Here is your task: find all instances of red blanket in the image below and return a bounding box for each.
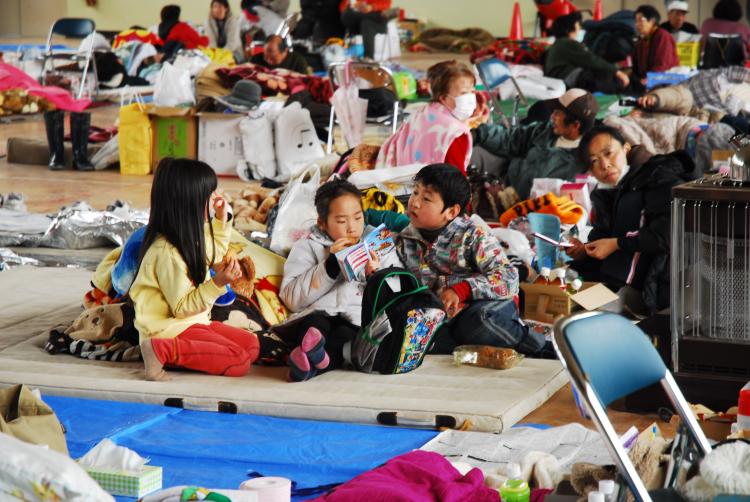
[217,63,333,104]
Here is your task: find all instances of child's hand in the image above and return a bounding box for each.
[330,237,358,254]
[213,256,241,287]
[213,194,228,222]
[441,288,462,318]
[365,250,380,277]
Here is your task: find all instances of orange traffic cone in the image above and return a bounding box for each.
[509,2,524,40]
[593,0,603,20]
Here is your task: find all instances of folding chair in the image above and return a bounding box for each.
[474,56,529,128]
[701,33,746,69]
[553,312,712,502]
[326,60,400,153]
[40,18,98,100]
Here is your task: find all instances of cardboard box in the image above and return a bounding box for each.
[198,112,245,177]
[712,149,733,172]
[397,19,423,44]
[85,465,162,498]
[521,282,618,323]
[149,107,197,167]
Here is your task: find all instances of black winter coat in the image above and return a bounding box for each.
[587,147,696,313]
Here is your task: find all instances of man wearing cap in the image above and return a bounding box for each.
[471,89,599,200]
[660,1,699,36]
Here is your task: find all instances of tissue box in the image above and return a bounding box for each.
[85,465,162,497]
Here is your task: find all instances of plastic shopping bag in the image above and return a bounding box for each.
[153,62,194,107]
[270,165,321,256]
[118,99,152,175]
[274,102,325,182]
[239,111,277,181]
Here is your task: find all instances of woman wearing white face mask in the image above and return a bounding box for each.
[565,125,696,316]
[376,60,483,175]
[544,12,629,94]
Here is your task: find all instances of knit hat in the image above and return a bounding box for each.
[215,80,262,111]
[549,89,599,133]
[500,192,585,227]
[666,1,689,12]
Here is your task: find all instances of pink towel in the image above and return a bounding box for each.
[311,450,500,502]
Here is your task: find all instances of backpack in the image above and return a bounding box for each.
[352,268,446,374]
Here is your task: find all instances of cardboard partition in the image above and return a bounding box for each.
[711,150,733,171]
[149,107,197,168]
[520,282,618,323]
[197,112,245,177]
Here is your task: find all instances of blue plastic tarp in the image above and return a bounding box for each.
[46,395,438,501]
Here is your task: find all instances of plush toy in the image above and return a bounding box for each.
[230,256,256,300]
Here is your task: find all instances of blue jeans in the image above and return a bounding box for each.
[431,300,548,356]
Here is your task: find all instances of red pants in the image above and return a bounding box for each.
[151,322,259,377]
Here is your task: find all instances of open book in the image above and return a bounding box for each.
[334,224,396,282]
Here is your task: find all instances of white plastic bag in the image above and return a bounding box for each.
[239,112,277,180]
[374,20,401,62]
[274,102,325,181]
[529,178,565,200]
[492,227,534,265]
[153,62,195,107]
[347,163,424,196]
[270,165,321,256]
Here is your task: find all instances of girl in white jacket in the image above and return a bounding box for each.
[278,179,398,381]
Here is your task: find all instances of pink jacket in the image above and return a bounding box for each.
[376,102,472,169]
[311,450,499,502]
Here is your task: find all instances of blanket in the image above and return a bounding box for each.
[413,28,496,53]
[603,114,703,155]
[216,63,332,104]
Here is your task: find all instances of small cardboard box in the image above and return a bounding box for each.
[149,107,197,167]
[198,112,245,177]
[85,465,162,498]
[712,150,733,171]
[521,282,618,323]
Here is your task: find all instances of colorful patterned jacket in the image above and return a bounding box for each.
[396,215,518,301]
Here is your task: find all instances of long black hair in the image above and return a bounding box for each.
[140,158,218,285]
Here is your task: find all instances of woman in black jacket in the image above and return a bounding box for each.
[566,125,696,315]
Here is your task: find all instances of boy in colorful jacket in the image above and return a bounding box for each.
[396,163,550,357]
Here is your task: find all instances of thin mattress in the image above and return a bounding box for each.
[0,266,567,433]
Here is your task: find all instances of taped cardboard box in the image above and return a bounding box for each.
[149,107,197,167]
[521,282,618,323]
[197,112,244,177]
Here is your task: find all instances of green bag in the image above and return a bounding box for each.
[393,72,417,101]
[0,384,68,455]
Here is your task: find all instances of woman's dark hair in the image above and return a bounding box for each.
[577,124,628,172]
[550,12,583,39]
[414,163,471,213]
[713,0,743,21]
[160,5,181,23]
[427,60,476,103]
[314,178,362,221]
[139,158,218,286]
[211,0,230,9]
[635,4,661,24]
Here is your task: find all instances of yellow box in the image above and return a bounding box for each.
[677,42,700,68]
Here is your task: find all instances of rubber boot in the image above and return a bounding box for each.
[71,112,94,171]
[43,110,65,170]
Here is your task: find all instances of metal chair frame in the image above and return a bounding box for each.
[40,18,99,100]
[325,60,400,154]
[474,55,528,128]
[553,312,712,502]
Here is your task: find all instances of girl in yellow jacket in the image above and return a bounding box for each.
[130,158,259,380]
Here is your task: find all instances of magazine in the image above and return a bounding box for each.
[335,224,396,281]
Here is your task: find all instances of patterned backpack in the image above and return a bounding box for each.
[352,268,446,374]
